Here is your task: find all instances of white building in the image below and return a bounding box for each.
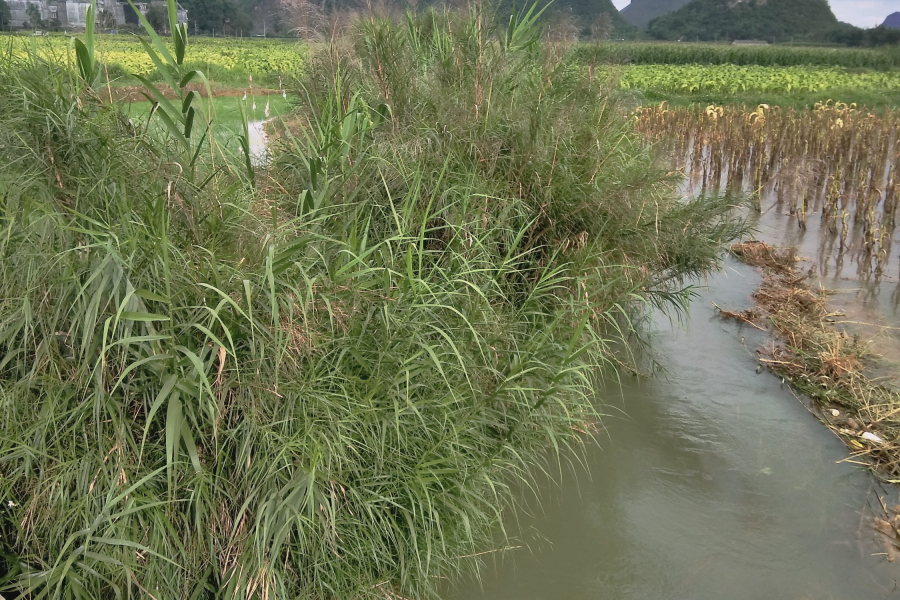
[7,0,186,30]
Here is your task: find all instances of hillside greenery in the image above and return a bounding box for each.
[647,0,838,43]
[620,0,690,29]
[824,23,900,48]
[514,0,633,36]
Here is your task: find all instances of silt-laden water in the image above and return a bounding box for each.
[452,252,900,599]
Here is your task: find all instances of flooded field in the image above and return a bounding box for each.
[452,104,900,599]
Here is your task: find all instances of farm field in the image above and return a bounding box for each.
[615,63,900,108]
[2,34,897,107]
[0,33,306,85]
[575,41,900,69]
[620,64,900,95]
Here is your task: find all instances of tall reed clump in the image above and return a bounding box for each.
[0,4,744,600]
[280,6,746,317]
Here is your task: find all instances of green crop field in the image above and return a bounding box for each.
[3,34,898,107]
[1,34,306,83]
[575,41,900,70]
[617,64,900,95]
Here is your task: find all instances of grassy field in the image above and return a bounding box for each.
[125,93,294,139]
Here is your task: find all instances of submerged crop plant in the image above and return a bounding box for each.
[633,102,899,273]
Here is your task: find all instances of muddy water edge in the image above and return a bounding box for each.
[450,106,900,599]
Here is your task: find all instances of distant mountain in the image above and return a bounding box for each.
[884,12,900,29]
[620,0,691,29]
[495,0,634,36]
[647,0,839,43]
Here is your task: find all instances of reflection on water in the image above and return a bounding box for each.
[452,262,900,599]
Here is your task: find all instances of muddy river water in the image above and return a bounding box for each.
[450,202,900,598]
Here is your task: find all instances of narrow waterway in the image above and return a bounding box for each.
[451,255,900,599]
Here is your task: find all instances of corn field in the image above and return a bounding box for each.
[618,64,900,95]
[575,42,900,70]
[633,102,900,273]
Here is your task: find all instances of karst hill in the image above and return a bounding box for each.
[644,0,839,42]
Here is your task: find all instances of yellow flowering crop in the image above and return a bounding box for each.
[3,34,306,77]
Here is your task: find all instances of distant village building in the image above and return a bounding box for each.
[7,0,186,29]
[732,40,770,46]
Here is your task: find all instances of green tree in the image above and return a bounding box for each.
[180,0,252,34]
[0,0,11,30]
[865,25,900,47]
[97,9,118,30]
[25,3,44,29]
[145,2,168,32]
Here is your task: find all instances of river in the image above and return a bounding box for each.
[450,206,900,598]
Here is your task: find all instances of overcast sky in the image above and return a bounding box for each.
[609,0,897,28]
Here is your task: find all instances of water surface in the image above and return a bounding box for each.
[452,258,900,599]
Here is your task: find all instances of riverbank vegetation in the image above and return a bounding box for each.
[0,2,744,598]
